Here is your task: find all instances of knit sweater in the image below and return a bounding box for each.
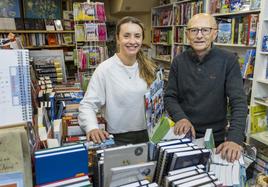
[164,46,248,145]
[79,54,148,134]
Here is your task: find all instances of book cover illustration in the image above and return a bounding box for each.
[81,2,95,20]
[84,23,98,41]
[75,24,85,42]
[54,20,63,31]
[0,0,21,18]
[96,2,106,22]
[144,69,164,138]
[217,20,232,43]
[23,0,61,19]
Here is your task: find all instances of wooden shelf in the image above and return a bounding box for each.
[152,42,171,46]
[212,9,260,17]
[174,25,187,27]
[256,79,268,84]
[152,25,173,28]
[24,44,75,49]
[174,42,189,45]
[152,3,173,9]
[0,30,75,34]
[254,100,268,107]
[151,57,171,63]
[214,43,256,48]
[260,51,268,55]
[250,131,268,146]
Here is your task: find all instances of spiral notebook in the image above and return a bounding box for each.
[0,49,32,126]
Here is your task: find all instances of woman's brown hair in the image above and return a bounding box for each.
[116,16,156,86]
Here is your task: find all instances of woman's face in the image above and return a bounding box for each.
[117,22,143,58]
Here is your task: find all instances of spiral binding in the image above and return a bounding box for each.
[17,50,32,122]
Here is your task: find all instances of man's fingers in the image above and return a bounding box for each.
[226,148,232,162]
[191,126,196,138]
[236,149,241,161]
[216,143,224,154]
[179,124,186,136]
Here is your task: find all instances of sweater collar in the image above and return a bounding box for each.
[187,44,216,64]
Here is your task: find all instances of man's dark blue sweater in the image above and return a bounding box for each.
[164,46,248,145]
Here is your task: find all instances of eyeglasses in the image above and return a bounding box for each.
[187,27,216,36]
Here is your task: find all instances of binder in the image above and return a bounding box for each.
[0,50,32,126]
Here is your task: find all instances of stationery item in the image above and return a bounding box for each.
[104,143,148,187]
[110,161,156,187]
[0,50,32,126]
[34,143,88,185]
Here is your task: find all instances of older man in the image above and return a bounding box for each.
[164,13,247,162]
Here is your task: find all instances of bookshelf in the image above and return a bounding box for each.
[0,30,75,48]
[248,0,268,145]
[151,0,204,72]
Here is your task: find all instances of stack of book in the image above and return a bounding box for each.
[93,143,157,187]
[216,14,259,46]
[209,153,246,186]
[152,139,211,186]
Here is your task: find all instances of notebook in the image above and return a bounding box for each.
[103,143,148,187]
[0,50,32,126]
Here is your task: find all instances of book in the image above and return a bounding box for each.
[230,0,242,12]
[45,19,55,31]
[170,172,216,187]
[0,50,32,126]
[37,175,92,187]
[34,143,88,185]
[0,172,24,187]
[175,174,217,187]
[250,0,261,10]
[54,20,63,31]
[96,2,106,22]
[110,162,156,187]
[165,169,205,187]
[30,50,67,82]
[217,19,232,43]
[157,145,198,184]
[204,129,215,149]
[75,24,85,42]
[248,14,259,46]
[168,164,205,176]
[119,179,150,187]
[169,149,210,171]
[0,124,33,187]
[104,143,148,187]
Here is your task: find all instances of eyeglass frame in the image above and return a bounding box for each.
[186,27,218,36]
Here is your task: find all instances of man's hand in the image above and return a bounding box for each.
[87,129,109,144]
[174,118,196,138]
[216,141,243,162]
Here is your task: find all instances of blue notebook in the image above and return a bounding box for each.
[34,143,88,185]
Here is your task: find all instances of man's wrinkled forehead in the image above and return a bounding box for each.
[187,14,217,28]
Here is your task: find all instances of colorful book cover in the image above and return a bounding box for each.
[217,19,232,43]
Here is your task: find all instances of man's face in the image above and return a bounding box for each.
[186,16,218,55]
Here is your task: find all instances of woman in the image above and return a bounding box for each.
[78,16,156,145]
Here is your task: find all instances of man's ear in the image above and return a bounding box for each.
[212,29,218,41]
[185,30,190,41]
